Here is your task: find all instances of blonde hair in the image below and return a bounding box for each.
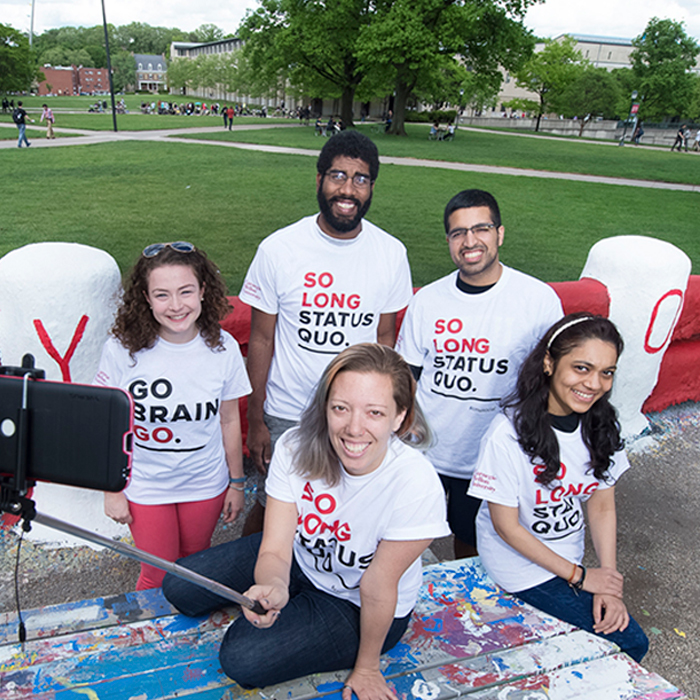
[293,343,430,486]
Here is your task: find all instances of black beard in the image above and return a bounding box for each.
[317,186,372,234]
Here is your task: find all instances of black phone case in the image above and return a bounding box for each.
[0,376,133,492]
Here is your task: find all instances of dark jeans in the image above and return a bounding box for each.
[162,532,411,688]
[514,576,649,663]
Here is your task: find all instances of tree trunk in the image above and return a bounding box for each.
[340,85,355,128]
[535,112,542,131]
[387,75,413,136]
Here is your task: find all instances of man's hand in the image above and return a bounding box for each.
[222,487,245,523]
[247,419,272,474]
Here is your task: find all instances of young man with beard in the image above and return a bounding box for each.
[239,130,413,533]
[396,189,562,559]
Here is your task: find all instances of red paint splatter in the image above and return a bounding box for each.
[33,315,89,381]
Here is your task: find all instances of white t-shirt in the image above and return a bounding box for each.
[240,215,413,420]
[95,332,251,505]
[468,413,630,592]
[396,267,562,478]
[266,431,450,617]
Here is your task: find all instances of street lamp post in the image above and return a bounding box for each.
[101,0,118,132]
[619,90,639,146]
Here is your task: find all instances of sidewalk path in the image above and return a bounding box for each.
[3,122,699,193]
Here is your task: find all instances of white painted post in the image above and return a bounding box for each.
[0,242,127,546]
[580,235,690,439]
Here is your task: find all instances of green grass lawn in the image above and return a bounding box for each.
[2,140,698,291]
[0,111,291,131]
[181,123,700,186]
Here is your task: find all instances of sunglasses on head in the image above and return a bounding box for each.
[142,241,195,258]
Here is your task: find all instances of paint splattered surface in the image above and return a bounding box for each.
[0,559,685,699]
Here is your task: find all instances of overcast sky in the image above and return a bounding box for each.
[5,0,700,43]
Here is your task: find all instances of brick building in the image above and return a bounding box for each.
[38,65,109,96]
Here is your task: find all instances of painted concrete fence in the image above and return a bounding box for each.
[0,237,695,545]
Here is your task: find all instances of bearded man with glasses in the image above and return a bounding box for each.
[397,189,562,559]
[239,130,413,534]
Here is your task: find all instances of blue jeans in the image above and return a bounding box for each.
[514,576,649,663]
[17,123,30,147]
[162,532,411,688]
[256,413,297,506]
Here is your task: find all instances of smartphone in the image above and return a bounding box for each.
[0,374,133,492]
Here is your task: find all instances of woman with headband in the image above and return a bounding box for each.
[95,242,251,590]
[468,313,648,661]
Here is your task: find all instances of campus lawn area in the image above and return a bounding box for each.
[0,111,291,131]
[180,122,700,186]
[5,94,289,113]
[2,140,700,289]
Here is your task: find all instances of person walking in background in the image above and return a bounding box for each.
[41,104,55,139]
[671,124,685,152]
[632,122,643,145]
[13,101,32,148]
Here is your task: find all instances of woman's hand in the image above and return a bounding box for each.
[241,583,288,629]
[104,492,132,524]
[592,593,630,634]
[342,667,395,700]
[221,487,245,524]
[581,566,624,599]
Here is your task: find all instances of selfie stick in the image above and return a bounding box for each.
[0,355,266,617]
[28,510,266,615]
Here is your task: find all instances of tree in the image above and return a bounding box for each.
[39,46,93,67]
[0,24,39,93]
[356,0,536,136]
[113,22,185,56]
[512,35,584,131]
[555,65,621,135]
[189,24,225,43]
[111,49,137,92]
[167,56,199,94]
[239,0,372,127]
[630,17,699,121]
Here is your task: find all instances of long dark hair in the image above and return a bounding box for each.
[504,313,624,486]
[112,245,231,356]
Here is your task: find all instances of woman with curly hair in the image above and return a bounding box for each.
[468,313,648,662]
[95,242,251,590]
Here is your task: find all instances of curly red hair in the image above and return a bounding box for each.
[112,245,231,356]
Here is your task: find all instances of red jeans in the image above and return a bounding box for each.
[128,491,226,589]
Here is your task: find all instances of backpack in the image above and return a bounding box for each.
[12,108,22,124]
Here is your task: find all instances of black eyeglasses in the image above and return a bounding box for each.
[325,169,372,189]
[142,241,195,258]
[447,224,496,241]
